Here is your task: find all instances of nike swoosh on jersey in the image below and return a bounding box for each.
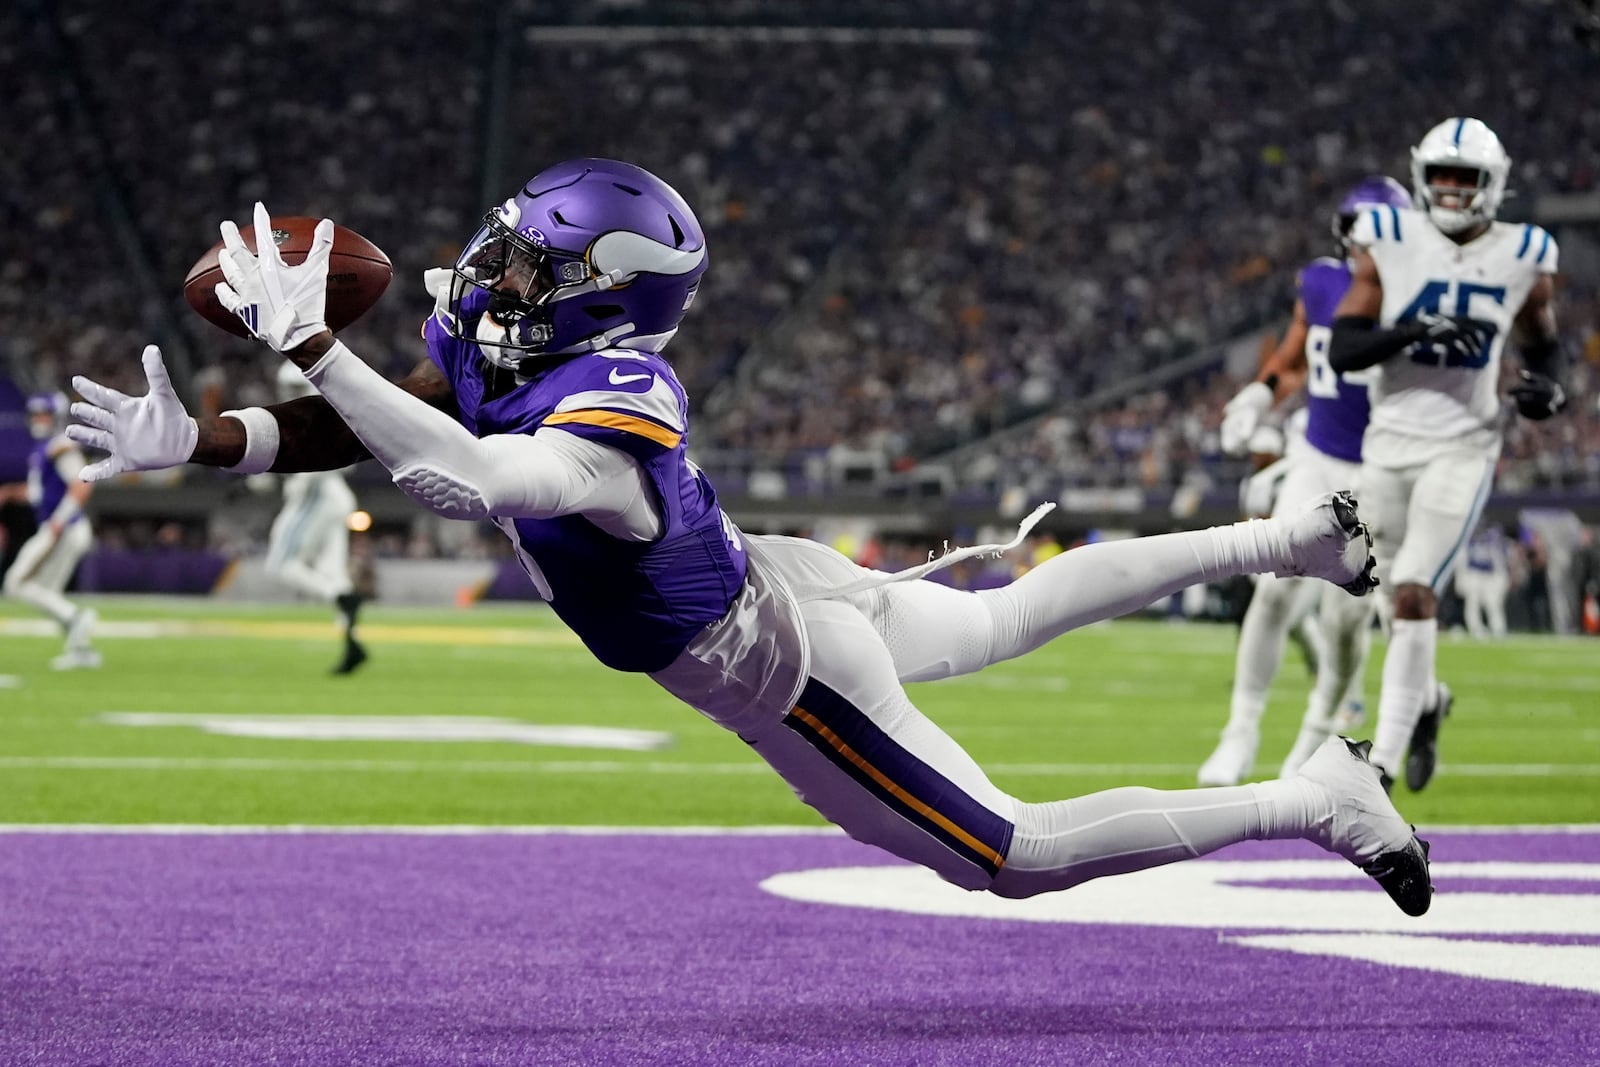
[609,369,652,386]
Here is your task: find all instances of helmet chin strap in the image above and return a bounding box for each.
[552,322,637,355]
[547,269,631,303]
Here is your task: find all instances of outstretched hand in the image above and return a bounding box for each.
[66,345,199,482]
[214,201,335,352]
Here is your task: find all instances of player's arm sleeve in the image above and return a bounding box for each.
[1327,315,1424,372]
[301,339,640,522]
[1326,240,1421,373]
[1514,268,1564,382]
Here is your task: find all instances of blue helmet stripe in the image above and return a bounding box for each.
[1453,117,1466,145]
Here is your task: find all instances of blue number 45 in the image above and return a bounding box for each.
[1397,280,1506,368]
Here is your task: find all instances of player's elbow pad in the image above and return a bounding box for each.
[392,462,491,521]
[1328,315,1414,373]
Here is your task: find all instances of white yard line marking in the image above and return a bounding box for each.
[98,712,672,751]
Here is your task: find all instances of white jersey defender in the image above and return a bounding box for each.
[1352,202,1557,463]
[1334,116,1565,793]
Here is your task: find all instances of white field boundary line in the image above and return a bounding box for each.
[3,756,1600,777]
[0,824,1596,836]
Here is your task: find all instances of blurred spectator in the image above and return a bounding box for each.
[2,0,1596,531]
[1454,523,1513,640]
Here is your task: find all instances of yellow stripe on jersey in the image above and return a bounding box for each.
[544,408,683,449]
[787,704,1008,873]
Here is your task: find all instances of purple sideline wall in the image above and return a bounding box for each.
[76,550,232,595]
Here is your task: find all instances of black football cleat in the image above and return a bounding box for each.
[332,638,369,676]
[1298,736,1435,916]
[1405,681,1453,792]
[1362,835,1434,918]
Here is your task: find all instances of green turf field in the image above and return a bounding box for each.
[2,596,1596,825]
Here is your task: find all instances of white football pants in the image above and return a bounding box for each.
[3,520,92,629]
[1361,447,1496,776]
[734,526,1335,897]
[265,474,355,604]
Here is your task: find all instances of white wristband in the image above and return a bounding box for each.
[220,406,282,475]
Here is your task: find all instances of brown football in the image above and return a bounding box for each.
[183,216,394,338]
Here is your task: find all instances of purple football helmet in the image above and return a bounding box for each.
[1331,175,1412,251]
[445,158,708,369]
[26,391,67,440]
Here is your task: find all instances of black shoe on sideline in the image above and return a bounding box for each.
[332,639,369,676]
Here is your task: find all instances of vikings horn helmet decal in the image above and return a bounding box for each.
[445,158,709,369]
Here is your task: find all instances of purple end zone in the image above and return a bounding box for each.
[1,831,1597,1066]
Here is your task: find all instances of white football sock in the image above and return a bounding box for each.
[1222,574,1303,734]
[991,776,1332,898]
[862,519,1300,683]
[1370,617,1437,776]
[981,520,1292,660]
[1305,586,1374,726]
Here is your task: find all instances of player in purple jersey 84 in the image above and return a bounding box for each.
[1201,177,1410,788]
[67,158,1431,917]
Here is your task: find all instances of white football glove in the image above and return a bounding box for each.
[66,345,199,482]
[214,202,334,352]
[1219,381,1275,457]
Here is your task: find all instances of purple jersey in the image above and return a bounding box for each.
[425,315,746,673]
[26,437,74,525]
[1297,257,1368,464]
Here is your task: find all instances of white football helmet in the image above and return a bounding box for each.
[1410,117,1510,235]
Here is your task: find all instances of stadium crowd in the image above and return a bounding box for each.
[1,0,1596,506]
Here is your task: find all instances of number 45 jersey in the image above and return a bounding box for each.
[1351,204,1558,462]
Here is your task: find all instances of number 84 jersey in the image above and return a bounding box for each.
[1352,204,1557,461]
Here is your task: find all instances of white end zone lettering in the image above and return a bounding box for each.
[761,856,1600,994]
